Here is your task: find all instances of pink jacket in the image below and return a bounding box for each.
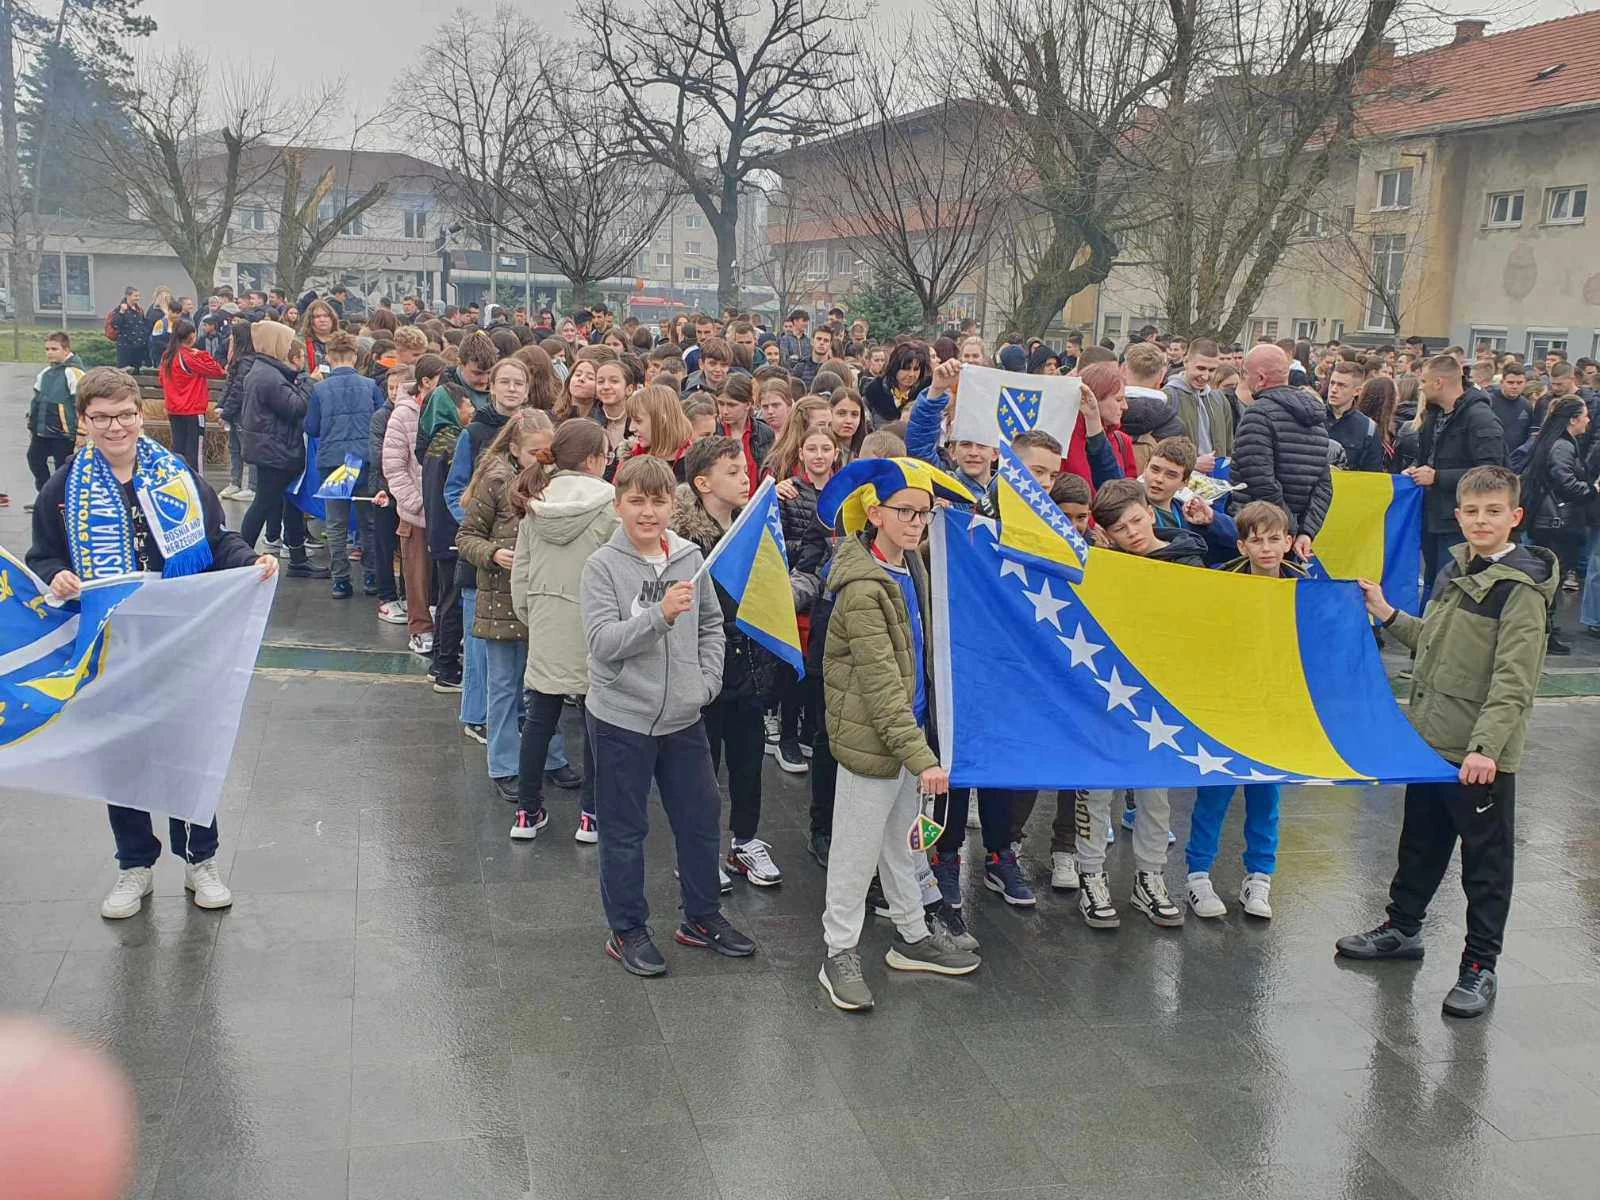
[382,394,425,527]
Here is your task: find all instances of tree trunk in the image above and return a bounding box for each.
[0,2,36,343]
[1006,221,1116,338]
[713,202,739,314]
[569,276,592,308]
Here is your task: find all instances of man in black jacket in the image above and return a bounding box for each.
[109,287,149,369]
[1234,344,1332,561]
[1487,363,1532,459]
[1325,359,1385,471]
[1406,354,1506,597]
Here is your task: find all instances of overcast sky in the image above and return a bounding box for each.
[135,0,1587,133]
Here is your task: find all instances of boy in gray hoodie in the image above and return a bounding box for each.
[580,454,757,976]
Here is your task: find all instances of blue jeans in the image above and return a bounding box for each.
[1580,529,1600,630]
[483,638,527,779]
[1186,783,1279,876]
[589,712,723,931]
[109,806,219,869]
[459,589,488,726]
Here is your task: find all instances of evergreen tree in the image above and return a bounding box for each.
[19,39,127,217]
[842,273,924,339]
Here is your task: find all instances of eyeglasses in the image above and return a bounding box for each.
[85,411,141,430]
[881,505,933,525]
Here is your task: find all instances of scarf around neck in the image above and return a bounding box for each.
[65,436,213,579]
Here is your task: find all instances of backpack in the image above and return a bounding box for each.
[104,309,118,342]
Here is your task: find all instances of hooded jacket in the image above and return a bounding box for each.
[28,354,83,439]
[456,451,525,640]
[1415,387,1507,533]
[1388,542,1556,772]
[1164,376,1236,456]
[158,345,225,418]
[823,533,939,780]
[511,471,618,695]
[418,388,464,559]
[580,525,725,736]
[1139,525,1209,567]
[305,365,384,473]
[1233,385,1334,538]
[238,354,307,471]
[381,391,425,527]
[219,352,255,426]
[672,486,779,702]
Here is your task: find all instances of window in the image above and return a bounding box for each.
[1544,186,1588,225]
[1330,320,1345,342]
[1527,331,1568,362]
[684,239,702,256]
[1365,234,1407,331]
[235,205,266,232]
[1484,191,1524,227]
[1300,211,1328,239]
[1101,314,1123,341]
[318,197,363,236]
[802,247,827,279]
[1375,168,1414,210]
[682,266,702,281]
[654,251,669,269]
[1246,318,1279,342]
[36,252,93,314]
[403,210,427,240]
[684,213,703,230]
[236,263,274,292]
[1293,318,1318,340]
[1469,328,1507,353]
[1341,206,1356,231]
[832,251,852,276]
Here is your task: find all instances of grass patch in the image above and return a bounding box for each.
[0,325,120,367]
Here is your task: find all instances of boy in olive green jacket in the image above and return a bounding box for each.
[1337,466,1557,1020]
[815,458,980,1012]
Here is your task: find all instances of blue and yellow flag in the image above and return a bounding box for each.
[286,434,327,520]
[986,441,1089,582]
[930,510,1454,790]
[698,477,804,677]
[1309,472,1424,615]
[315,453,364,501]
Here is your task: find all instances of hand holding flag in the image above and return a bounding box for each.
[695,477,804,676]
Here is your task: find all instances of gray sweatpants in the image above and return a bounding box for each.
[1075,788,1171,874]
[823,764,932,953]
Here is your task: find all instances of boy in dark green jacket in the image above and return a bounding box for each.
[25,331,83,501]
[1337,465,1557,1018]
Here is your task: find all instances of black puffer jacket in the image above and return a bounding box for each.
[1415,387,1505,533]
[238,354,307,471]
[1233,386,1333,538]
[1527,434,1593,531]
[219,352,255,424]
[779,476,829,576]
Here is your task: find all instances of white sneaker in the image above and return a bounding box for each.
[728,837,782,887]
[1051,851,1078,891]
[1239,872,1273,919]
[218,484,240,500]
[762,710,780,754]
[101,867,154,919]
[261,538,282,557]
[185,859,233,910]
[1186,872,1227,919]
[376,600,408,625]
[233,487,256,502]
[574,812,598,843]
[408,632,434,656]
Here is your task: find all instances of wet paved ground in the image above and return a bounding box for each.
[3,368,1600,1199]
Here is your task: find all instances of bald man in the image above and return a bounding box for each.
[1232,344,1332,560]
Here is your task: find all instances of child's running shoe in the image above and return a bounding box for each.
[929,851,962,908]
[1077,872,1120,928]
[728,837,782,886]
[1185,872,1227,918]
[606,927,666,976]
[1051,852,1078,891]
[1132,871,1184,927]
[674,912,756,957]
[574,812,598,844]
[983,850,1036,907]
[1239,873,1273,919]
[510,808,548,841]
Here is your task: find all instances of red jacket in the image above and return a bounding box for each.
[1064,411,1138,487]
[159,346,225,417]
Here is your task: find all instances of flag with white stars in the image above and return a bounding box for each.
[928,510,1456,791]
[950,364,1081,450]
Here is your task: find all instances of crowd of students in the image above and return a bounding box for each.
[15,294,1566,1023]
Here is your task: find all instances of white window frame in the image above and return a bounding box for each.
[235,205,267,232]
[683,213,703,230]
[684,239,702,256]
[1527,330,1568,362]
[35,251,95,315]
[1469,328,1507,354]
[1543,186,1588,226]
[654,251,669,269]
[1292,318,1318,340]
[1375,168,1414,212]
[682,265,702,281]
[1330,319,1345,342]
[802,247,827,280]
[1300,211,1328,239]
[402,209,427,240]
[1364,233,1407,332]
[1101,313,1122,342]
[1484,191,1523,228]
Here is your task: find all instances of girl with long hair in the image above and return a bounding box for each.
[456,408,557,798]
[1356,377,1402,472]
[299,299,340,374]
[511,344,561,411]
[219,319,258,499]
[594,356,633,468]
[863,340,931,423]
[157,318,225,474]
[557,344,616,422]
[829,386,869,463]
[506,418,615,842]
[1521,395,1593,654]
[763,397,830,480]
[622,383,695,480]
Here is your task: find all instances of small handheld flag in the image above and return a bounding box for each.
[696,477,805,677]
[286,435,327,520]
[950,364,1081,448]
[988,441,1090,582]
[315,453,364,501]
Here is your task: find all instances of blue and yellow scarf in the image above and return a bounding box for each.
[65,436,213,579]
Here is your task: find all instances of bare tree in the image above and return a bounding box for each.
[590,0,858,311]
[1297,192,1432,337]
[811,61,1015,330]
[75,48,335,294]
[492,55,676,308]
[941,0,1191,337]
[749,184,808,317]
[389,4,547,303]
[1140,0,1404,338]
[272,128,391,300]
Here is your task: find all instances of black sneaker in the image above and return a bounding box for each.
[362,573,379,596]
[544,765,583,789]
[674,912,756,957]
[462,723,488,745]
[491,775,519,803]
[432,673,463,694]
[866,876,891,918]
[1548,632,1573,656]
[1335,921,1425,960]
[775,738,808,774]
[808,830,831,868]
[285,560,331,579]
[606,927,667,976]
[1442,961,1497,1019]
[330,578,353,599]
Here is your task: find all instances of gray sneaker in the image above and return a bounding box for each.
[927,901,980,952]
[819,950,875,1011]
[885,927,980,976]
[1335,921,1425,961]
